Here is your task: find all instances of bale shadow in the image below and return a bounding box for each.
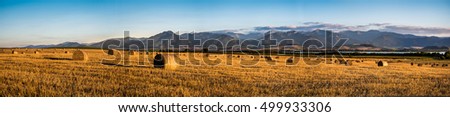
[44,56,72,60]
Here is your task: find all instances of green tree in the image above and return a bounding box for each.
[445,51,450,59]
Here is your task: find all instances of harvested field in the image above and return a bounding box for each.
[1,49,450,97]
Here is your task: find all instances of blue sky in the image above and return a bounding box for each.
[0,0,449,47]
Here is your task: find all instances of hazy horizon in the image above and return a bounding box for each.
[1,0,450,47]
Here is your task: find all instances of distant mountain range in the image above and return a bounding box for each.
[26,42,89,48]
[25,30,450,50]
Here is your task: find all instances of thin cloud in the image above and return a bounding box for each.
[245,22,450,37]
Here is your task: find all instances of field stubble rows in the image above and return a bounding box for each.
[1,49,450,96]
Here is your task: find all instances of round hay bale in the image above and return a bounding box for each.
[107,49,116,55]
[345,60,353,66]
[325,59,332,64]
[339,60,346,64]
[72,50,88,61]
[286,57,294,63]
[377,61,388,67]
[264,56,273,61]
[34,51,40,54]
[153,54,178,70]
[64,51,71,54]
[12,51,18,54]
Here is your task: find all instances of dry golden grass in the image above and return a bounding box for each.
[0,49,449,97]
